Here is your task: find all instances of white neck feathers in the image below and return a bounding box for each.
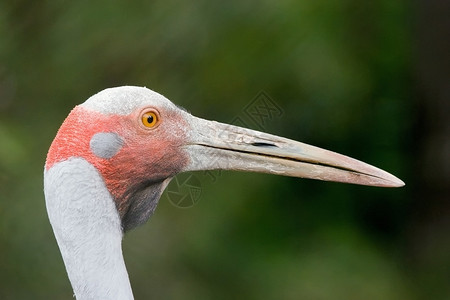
[44,158,134,300]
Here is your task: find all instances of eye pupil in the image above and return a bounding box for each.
[147,115,154,124]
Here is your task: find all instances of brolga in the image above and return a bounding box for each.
[44,86,404,299]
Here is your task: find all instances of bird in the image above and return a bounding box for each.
[44,86,404,299]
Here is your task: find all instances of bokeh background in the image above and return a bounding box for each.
[0,1,448,299]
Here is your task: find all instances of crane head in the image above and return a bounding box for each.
[45,86,404,231]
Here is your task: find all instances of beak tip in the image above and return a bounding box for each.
[384,175,405,188]
[393,178,406,188]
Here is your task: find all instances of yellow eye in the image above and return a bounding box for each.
[141,110,160,128]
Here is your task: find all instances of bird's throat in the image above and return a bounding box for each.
[119,178,170,232]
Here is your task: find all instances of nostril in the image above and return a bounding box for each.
[251,142,278,148]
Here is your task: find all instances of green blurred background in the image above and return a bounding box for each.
[0,0,448,299]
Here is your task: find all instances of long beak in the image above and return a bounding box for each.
[182,116,404,187]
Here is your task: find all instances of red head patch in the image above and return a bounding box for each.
[46,105,190,230]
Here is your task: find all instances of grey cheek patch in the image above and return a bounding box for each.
[90,132,124,159]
